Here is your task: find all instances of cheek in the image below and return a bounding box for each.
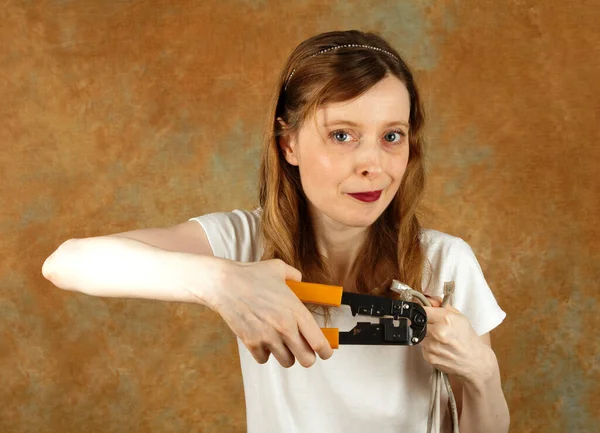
[308,148,336,170]
[299,149,344,184]
[389,152,410,180]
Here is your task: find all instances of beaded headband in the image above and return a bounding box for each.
[284,44,400,91]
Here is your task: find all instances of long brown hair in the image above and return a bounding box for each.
[259,30,429,299]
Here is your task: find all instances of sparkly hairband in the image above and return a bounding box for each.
[284,44,400,91]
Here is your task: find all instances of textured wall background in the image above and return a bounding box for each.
[1,0,599,432]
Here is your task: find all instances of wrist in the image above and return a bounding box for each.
[463,344,500,393]
[176,253,232,309]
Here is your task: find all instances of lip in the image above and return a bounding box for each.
[347,190,383,203]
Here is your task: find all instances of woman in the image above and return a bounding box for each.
[42,30,509,433]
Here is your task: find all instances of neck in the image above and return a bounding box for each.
[309,208,368,290]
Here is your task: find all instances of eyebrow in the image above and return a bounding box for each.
[323,120,410,129]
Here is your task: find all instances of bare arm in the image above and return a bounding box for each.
[110,220,214,255]
[41,220,223,305]
[449,334,510,433]
[41,220,334,367]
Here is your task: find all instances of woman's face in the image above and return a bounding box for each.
[280,75,411,228]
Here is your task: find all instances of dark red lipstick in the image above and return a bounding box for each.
[347,190,382,203]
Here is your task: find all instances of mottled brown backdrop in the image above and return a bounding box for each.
[1,0,599,432]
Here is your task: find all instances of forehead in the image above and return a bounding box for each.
[316,76,411,126]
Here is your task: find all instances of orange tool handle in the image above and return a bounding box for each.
[285,280,344,306]
[286,280,343,349]
[321,328,339,349]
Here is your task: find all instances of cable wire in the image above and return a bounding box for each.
[390,280,460,433]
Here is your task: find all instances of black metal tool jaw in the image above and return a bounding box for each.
[339,292,428,346]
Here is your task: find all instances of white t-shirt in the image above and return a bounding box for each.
[189,208,506,433]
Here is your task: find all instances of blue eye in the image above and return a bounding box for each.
[384,130,406,143]
[331,130,351,142]
[329,129,407,144]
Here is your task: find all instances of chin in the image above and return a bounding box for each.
[308,196,389,228]
[335,207,385,228]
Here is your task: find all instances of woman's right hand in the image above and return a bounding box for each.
[206,259,334,368]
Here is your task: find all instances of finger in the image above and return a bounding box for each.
[249,345,271,364]
[298,311,334,360]
[266,340,296,368]
[282,327,317,368]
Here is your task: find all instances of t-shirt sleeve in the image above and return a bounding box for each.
[437,238,507,336]
[187,209,262,263]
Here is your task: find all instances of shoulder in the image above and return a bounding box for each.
[420,228,474,266]
[188,208,263,262]
[420,228,506,335]
[419,228,486,291]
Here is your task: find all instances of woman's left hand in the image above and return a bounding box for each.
[421,296,494,384]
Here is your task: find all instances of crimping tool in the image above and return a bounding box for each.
[286,280,427,349]
[286,279,459,433]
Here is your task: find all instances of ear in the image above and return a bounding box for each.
[277,117,299,166]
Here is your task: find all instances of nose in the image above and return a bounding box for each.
[355,140,383,179]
